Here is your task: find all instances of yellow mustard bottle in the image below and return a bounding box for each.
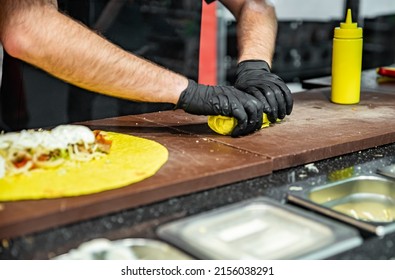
[331,9,363,104]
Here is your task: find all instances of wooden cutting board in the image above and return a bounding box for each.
[1,87,395,239]
[0,115,272,239]
[134,88,395,170]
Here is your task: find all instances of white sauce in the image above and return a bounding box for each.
[0,132,19,149]
[52,125,95,146]
[0,125,95,150]
[13,130,43,149]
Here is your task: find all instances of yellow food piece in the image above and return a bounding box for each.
[0,132,168,201]
[208,114,272,136]
[327,167,354,181]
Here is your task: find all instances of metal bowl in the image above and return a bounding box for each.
[157,197,362,259]
[53,238,193,260]
[287,175,395,236]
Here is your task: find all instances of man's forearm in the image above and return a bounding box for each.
[237,1,277,65]
[221,0,277,67]
[0,1,187,104]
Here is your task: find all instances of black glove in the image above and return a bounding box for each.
[235,60,293,123]
[175,79,263,137]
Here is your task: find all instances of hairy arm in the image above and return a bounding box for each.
[0,0,187,104]
[219,0,277,67]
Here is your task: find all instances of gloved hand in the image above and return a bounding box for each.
[175,79,263,137]
[235,60,293,123]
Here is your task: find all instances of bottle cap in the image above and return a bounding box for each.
[334,9,362,39]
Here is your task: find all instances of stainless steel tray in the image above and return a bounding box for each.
[287,175,395,236]
[377,164,395,180]
[54,238,193,260]
[157,197,362,260]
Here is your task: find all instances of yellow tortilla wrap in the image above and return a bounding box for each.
[0,132,168,201]
[208,114,271,136]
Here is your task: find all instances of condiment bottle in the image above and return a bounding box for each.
[331,9,363,104]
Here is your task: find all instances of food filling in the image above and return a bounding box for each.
[0,125,112,178]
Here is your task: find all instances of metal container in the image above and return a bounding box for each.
[157,197,362,260]
[54,238,193,260]
[377,164,395,180]
[287,175,395,236]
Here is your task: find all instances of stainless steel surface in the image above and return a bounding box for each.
[287,173,395,236]
[54,238,193,260]
[377,164,395,180]
[310,176,395,223]
[157,197,362,260]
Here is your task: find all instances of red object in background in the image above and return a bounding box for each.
[199,0,217,85]
[377,67,395,78]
